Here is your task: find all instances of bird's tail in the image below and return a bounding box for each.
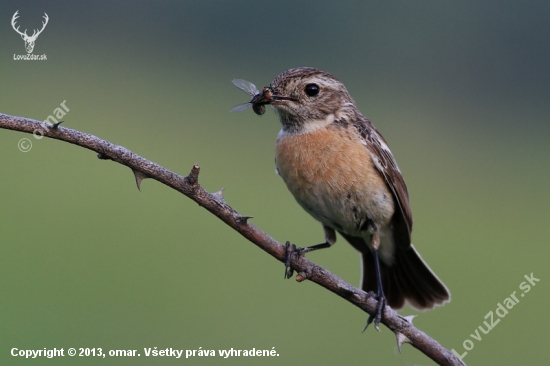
[342,234,450,310]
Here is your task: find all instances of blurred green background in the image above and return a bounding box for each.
[1,1,549,365]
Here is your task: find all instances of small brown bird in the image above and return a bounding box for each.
[258,67,450,329]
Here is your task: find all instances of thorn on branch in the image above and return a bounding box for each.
[399,314,416,325]
[185,164,200,186]
[395,331,412,353]
[394,315,415,352]
[212,188,225,202]
[132,169,149,191]
[236,215,253,224]
[51,120,64,130]
[97,152,112,160]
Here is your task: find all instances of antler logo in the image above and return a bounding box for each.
[11,10,49,54]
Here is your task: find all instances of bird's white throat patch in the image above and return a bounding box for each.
[280,114,335,135]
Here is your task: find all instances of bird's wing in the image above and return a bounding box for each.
[361,123,413,249]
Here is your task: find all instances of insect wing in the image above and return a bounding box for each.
[230,102,253,113]
[231,79,259,96]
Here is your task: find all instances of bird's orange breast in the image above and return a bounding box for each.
[275,124,394,234]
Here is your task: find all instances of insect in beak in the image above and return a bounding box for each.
[231,80,275,115]
[230,79,297,115]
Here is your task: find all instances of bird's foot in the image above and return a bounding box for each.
[283,241,306,279]
[363,293,386,332]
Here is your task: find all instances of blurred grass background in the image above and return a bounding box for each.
[1,1,549,365]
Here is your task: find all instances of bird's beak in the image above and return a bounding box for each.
[269,94,297,105]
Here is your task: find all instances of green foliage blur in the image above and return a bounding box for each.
[1,1,549,365]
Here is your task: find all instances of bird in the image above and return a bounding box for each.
[257,67,450,329]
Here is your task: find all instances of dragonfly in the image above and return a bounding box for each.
[230,79,273,115]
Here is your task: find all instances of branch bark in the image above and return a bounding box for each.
[0,113,465,366]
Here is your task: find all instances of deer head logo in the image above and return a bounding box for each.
[11,11,49,54]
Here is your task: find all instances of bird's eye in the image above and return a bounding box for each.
[304,83,320,97]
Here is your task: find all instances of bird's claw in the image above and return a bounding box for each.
[284,241,305,279]
[363,293,386,332]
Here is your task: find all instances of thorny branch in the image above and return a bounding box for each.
[0,113,465,366]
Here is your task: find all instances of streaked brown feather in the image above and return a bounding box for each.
[364,127,413,249]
